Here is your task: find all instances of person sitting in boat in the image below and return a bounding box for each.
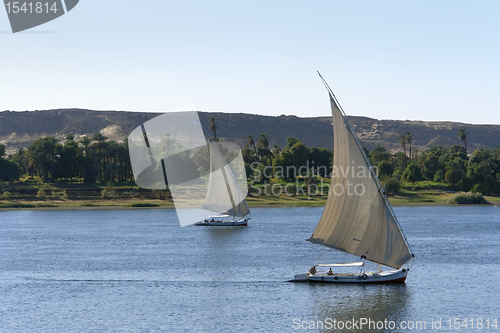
[308,266,316,275]
[327,268,333,275]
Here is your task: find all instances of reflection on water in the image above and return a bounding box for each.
[310,284,409,332]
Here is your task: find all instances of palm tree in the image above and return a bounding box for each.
[0,143,6,158]
[413,148,419,161]
[208,117,218,140]
[258,134,273,164]
[247,135,256,154]
[26,147,39,179]
[370,145,387,163]
[406,131,412,162]
[395,151,406,170]
[27,136,59,180]
[272,144,281,156]
[79,136,92,157]
[12,148,26,174]
[458,128,467,156]
[116,140,130,182]
[399,133,407,167]
[92,132,108,182]
[259,134,270,151]
[41,136,59,180]
[79,136,93,183]
[104,140,119,182]
[241,145,252,164]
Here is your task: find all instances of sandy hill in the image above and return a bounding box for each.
[1,109,499,153]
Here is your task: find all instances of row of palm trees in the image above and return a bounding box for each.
[207,117,470,170]
[11,133,133,183]
[8,113,471,186]
[207,117,275,165]
[246,134,274,164]
[398,128,468,167]
[399,131,413,166]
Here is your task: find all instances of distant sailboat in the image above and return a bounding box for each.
[291,73,414,283]
[195,141,251,226]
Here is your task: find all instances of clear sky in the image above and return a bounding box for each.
[1,1,499,124]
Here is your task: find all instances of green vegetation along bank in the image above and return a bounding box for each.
[1,119,500,209]
[1,178,499,210]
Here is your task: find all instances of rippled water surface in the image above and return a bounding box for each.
[1,206,499,332]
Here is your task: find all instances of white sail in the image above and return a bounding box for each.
[308,86,413,269]
[202,141,250,217]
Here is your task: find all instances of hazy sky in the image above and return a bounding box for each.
[1,1,499,124]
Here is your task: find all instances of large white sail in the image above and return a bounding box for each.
[202,141,250,217]
[308,88,413,269]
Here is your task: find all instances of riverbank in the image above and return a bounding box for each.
[1,192,499,210]
[1,180,499,210]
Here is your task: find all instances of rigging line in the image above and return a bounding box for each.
[318,72,388,204]
[314,248,332,266]
[407,257,415,270]
[317,71,414,258]
[318,71,383,194]
[200,123,217,144]
[364,261,376,272]
[140,124,155,166]
[339,96,414,259]
[141,124,168,189]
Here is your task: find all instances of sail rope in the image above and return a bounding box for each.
[313,248,333,266]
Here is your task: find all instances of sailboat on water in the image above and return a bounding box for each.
[195,140,251,226]
[291,73,414,283]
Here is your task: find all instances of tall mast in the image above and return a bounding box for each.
[317,72,413,257]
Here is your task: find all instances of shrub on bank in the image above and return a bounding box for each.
[448,192,488,204]
[127,203,160,207]
[381,178,400,195]
[37,189,46,199]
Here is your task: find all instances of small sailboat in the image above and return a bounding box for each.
[195,141,251,226]
[290,73,414,283]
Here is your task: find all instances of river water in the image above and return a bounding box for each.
[1,206,499,332]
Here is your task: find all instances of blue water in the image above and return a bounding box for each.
[1,206,499,332]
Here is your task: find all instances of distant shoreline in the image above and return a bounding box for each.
[2,181,499,211]
[1,195,498,211]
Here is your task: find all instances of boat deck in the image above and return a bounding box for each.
[289,269,408,283]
